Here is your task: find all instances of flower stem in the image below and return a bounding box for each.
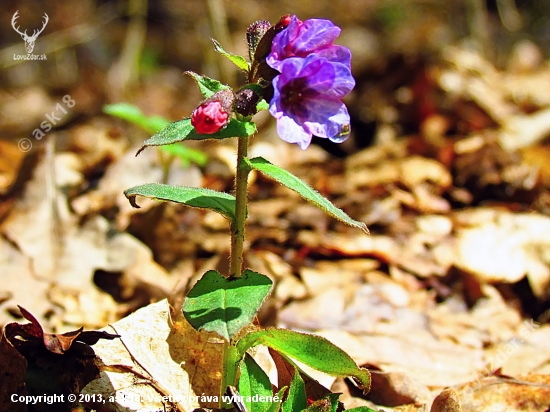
[229,135,250,278]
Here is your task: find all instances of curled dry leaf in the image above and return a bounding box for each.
[4,306,119,355]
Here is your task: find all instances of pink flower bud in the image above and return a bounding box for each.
[191,100,229,134]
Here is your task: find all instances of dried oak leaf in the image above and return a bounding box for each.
[4,306,119,354]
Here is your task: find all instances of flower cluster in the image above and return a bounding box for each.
[267,16,355,149]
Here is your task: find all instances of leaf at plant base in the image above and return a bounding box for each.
[103,103,170,134]
[184,71,231,99]
[236,329,371,393]
[183,270,273,341]
[238,354,273,412]
[247,157,369,234]
[124,183,236,222]
[282,369,307,412]
[269,348,334,407]
[137,118,257,155]
[267,386,286,412]
[211,39,250,72]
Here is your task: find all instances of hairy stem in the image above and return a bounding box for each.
[229,135,250,278]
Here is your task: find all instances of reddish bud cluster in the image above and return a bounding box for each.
[191,100,229,134]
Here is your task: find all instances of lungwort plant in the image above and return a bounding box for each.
[124,15,372,412]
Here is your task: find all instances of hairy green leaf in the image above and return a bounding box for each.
[247,157,369,234]
[282,370,307,412]
[124,183,236,221]
[211,39,250,72]
[183,270,272,341]
[236,329,371,393]
[184,71,230,98]
[238,354,273,412]
[137,118,256,155]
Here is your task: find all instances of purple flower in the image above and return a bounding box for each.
[268,54,355,149]
[266,16,355,150]
[267,16,351,71]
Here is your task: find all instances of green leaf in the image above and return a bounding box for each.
[238,354,273,412]
[137,118,256,155]
[159,144,208,167]
[183,270,273,341]
[236,329,371,393]
[124,183,236,222]
[103,103,170,134]
[267,387,286,412]
[184,71,230,99]
[282,370,307,412]
[257,99,269,112]
[247,157,369,234]
[346,407,379,412]
[211,39,250,72]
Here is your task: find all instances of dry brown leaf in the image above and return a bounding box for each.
[457,374,550,412]
[82,299,224,411]
[317,329,483,388]
[453,208,550,297]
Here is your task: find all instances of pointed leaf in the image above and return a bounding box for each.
[247,157,369,234]
[236,329,371,393]
[183,270,273,340]
[282,370,307,412]
[124,183,237,222]
[103,103,170,134]
[238,354,273,412]
[211,39,250,72]
[184,71,231,98]
[137,118,256,155]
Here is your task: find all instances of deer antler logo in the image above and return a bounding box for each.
[11,11,49,54]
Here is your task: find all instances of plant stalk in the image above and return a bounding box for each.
[229,135,250,278]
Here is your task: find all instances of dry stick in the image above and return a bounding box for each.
[466,0,492,57]
[206,0,235,86]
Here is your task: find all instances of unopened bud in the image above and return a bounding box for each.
[246,20,271,62]
[234,88,260,118]
[191,100,229,134]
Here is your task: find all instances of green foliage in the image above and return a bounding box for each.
[246,157,369,234]
[137,118,257,155]
[282,370,307,412]
[238,354,274,412]
[236,328,371,393]
[103,103,207,167]
[183,270,272,341]
[124,183,237,222]
[104,102,169,135]
[184,71,231,98]
[211,39,251,72]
